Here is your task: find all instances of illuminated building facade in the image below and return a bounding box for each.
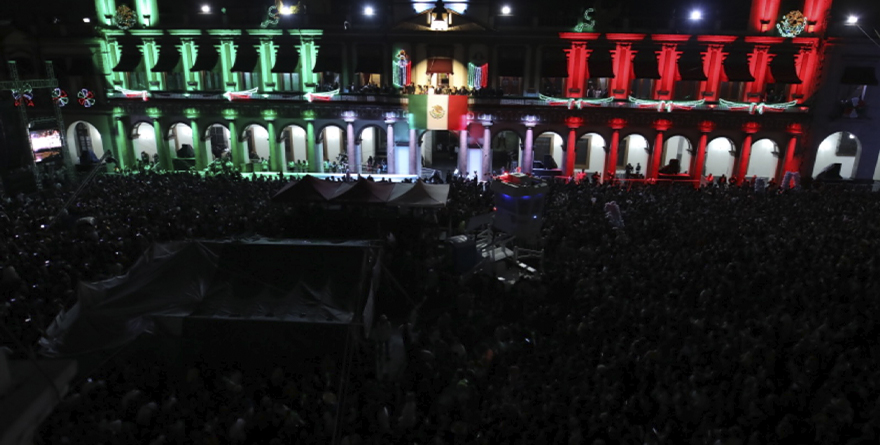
[2,0,878,183]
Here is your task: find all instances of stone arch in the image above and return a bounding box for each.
[317,124,345,171]
[242,124,270,163]
[131,121,156,164]
[746,138,780,180]
[204,123,231,160]
[703,137,736,178]
[661,135,693,174]
[492,130,523,172]
[620,133,650,176]
[813,131,861,179]
[575,132,606,174]
[66,121,105,164]
[535,131,565,169]
[167,122,194,161]
[357,124,387,173]
[419,130,458,171]
[280,124,309,171]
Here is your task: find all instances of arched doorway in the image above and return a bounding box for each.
[167,123,194,161]
[420,130,458,172]
[357,125,387,174]
[535,131,564,169]
[621,134,649,177]
[814,132,860,179]
[575,133,606,176]
[281,125,308,171]
[205,124,230,161]
[661,135,692,174]
[704,137,736,178]
[66,121,105,164]
[131,122,156,164]
[492,130,522,173]
[318,125,345,172]
[746,138,779,180]
[243,124,270,164]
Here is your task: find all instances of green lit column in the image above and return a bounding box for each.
[143,39,162,91]
[95,0,117,26]
[184,108,206,170]
[263,109,282,172]
[181,39,198,92]
[135,0,159,27]
[220,40,236,89]
[113,113,135,170]
[223,109,244,168]
[304,110,320,173]
[261,38,274,92]
[147,109,171,171]
[301,40,317,93]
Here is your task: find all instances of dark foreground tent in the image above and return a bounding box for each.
[272,177,449,208]
[40,239,381,357]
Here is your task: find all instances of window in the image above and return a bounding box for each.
[673,80,700,101]
[717,81,746,101]
[126,72,148,89]
[200,71,222,91]
[239,72,261,90]
[278,73,300,91]
[630,79,655,99]
[162,72,184,91]
[583,78,609,98]
[75,123,93,158]
[500,77,522,95]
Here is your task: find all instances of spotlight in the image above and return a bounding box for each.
[847,15,859,25]
[689,10,702,21]
[364,6,374,16]
[501,5,511,15]
[201,5,211,13]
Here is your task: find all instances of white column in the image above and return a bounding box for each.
[409,128,418,177]
[458,126,468,175]
[346,120,356,173]
[524,123,535,174]
[481,121,492,181]
[386,119,396,174]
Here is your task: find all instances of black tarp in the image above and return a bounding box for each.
[112,38,143,72]
[587,44,615,78]
[497,46,525,77]
[355,45,384,74]
[272,176,450,207]
[40,239,381,357]
[632,41,661,79]
[151,38,181,72]
[231,40,260,72]
[271,38,300,73]
[190,40,219,72]
[313,43,342,73]
[678,41,707,81]
[769,52,802,84]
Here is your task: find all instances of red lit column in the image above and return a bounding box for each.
[655,44,679,101]
[803,0,833,35]
[735,122,761,183]
[523,119,536,174]
[780,122,803,180]
[692,121,716,187]
[604,118,626,181]
[458,123,469,175]
[748,46,772,102]
[610,43,632,100]
[564,116,583,178]
[567,43,588,98]
[748,0,782,33]
[649,119,672,179]
[703,45,725,101]
[480,119,492,181]
[791,45,819,103]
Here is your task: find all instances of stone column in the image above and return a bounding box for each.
[266,120,282,173]
[480,119,492,181]
[458,124,468,175]
[604,118,627,181]
[649,119,672,179]
[564,116,583,178]
[692,121,715,187]
[409,127,419,177]
[114,116,135,170]
[152,118,172,171]
[736,122,760,183]
[344,115,357,173]
[226,118,245,168]
[306,119,319,173]
[523,120,536,174]
[780,122,803,183]
[190,119,207,171]
[385,117,396,174]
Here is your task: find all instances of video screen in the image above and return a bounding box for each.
[30,129,63,163]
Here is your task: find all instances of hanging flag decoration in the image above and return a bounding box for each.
[408,95,468,130]
[114,85,150,101]
[719,98,798,115]
[628,96,705,112]
[78,88,96,107]
[11,84,34,107]
[51,88,69,107]
[539,93,613,109]
[222,87,259,101]
[392,50,411,88]
[468,62,488,88]
[305,89,339,102]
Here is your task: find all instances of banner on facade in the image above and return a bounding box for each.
[408,95,468,130]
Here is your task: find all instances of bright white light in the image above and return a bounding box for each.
[82,17,91,23]
[280,6,293,15]
[689,10,702,21]
[501,5,511,15]
[847,15,859,25]
[364,6,374,15]
[849,133,855,139]
[201,5,211,13]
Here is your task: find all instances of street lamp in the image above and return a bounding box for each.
[501,6,511,15]
[689,10,703,21]
[845,15,880,51]
[201,5,211,13]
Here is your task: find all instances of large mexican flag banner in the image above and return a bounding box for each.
[408,95,468,130]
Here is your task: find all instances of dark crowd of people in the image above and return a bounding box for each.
[2,169,880,444]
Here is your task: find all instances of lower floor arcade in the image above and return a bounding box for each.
[64,106,880,184]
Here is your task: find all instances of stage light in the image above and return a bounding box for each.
[364,6,374,16]
[847,15,859,25]
[689,10,702,21]
[501,5,511,15]
[201,5,211,13]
